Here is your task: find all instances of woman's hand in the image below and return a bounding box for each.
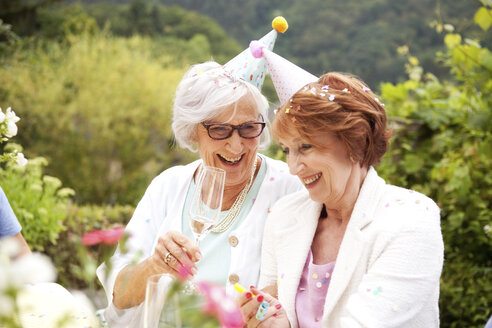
[236,287,290,328]
[113,231,202,309]
[151,230,201,279]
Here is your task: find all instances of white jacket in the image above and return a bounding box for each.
[259,167,444,328]
[97,155,302,327]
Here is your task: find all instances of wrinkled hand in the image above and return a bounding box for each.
[151,230,201,279]
[236,287,289,328]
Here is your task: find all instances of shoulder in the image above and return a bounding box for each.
[364,181,442,244]
[144,160,199,197]
[261,155,301,186]
[267,190,314,227]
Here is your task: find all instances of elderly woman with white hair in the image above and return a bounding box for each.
[96,17,301,328]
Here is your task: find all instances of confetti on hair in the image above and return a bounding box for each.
[303,86,309,91]
[273,109,279,115]
[320,93,326,97]
[285,107,290,114]
[362,86,371,92]
[290,98,293,102]
[321,85,329,92]
[374,97,380,103]
[342,88,350,93]
[310,87,317,95]
[329,94,336,101]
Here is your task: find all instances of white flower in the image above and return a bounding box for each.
[16,152,28,167]
[5,107,20,123]
[11,252,57,286]
[0,294,14,316]
[0,110,5,123]
[5,120,18,137]
[0,237,21,258]
[484,224,491,237]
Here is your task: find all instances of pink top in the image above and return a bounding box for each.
[295,250,336,327]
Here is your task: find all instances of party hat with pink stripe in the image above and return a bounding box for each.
[222,16,288,91]
[249,41,318,104]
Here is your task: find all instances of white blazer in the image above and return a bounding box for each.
[97,155,302,328]
[259,167,444,328]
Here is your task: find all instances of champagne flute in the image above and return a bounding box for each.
[189,166,226,247]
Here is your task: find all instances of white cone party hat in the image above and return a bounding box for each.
[222,17,288,91]
[249,43,318,104]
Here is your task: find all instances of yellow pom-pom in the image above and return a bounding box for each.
[272,16,288,33]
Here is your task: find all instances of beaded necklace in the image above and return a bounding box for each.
[211,156,258,233]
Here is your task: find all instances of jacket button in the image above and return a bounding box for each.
[229,236,239,247]
[229,273,240,284]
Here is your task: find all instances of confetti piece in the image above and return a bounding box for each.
[329,94,335,101]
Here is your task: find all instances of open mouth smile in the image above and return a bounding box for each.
[217,154,243,165]
[303,173,322,185]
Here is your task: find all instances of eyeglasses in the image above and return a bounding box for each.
[201,119,266,140]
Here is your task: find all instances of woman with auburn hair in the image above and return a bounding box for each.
[237,71,444,328]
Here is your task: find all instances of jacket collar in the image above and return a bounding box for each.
[323,167,385,317]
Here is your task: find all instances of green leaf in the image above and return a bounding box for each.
[474,7,492,31]
[479,49,492,71]
[444,33,462,49]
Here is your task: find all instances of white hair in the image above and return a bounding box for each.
[172,61,271,152]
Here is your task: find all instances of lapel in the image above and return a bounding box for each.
[323,167,385,318]
[275,196,322,325]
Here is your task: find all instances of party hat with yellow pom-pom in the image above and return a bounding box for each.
[249,35,318,104]
[222,16,288,91]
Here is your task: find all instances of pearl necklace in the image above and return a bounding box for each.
[211,156,258,233]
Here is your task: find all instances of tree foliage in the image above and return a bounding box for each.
[159,0,487,88]
[0,32,199,205]
[376,4,492,326]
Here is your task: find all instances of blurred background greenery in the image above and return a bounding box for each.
[0,0,491,327]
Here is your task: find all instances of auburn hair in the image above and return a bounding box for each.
[272,72,392,167]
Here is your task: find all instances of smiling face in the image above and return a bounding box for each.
[279,131,359,207]
[195,96,261,189]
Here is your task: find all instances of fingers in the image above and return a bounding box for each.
[236,289,254,307]
[237,287,285,328]
[243,294,265,325]
[152,231,201,278]
[169,231,201,262]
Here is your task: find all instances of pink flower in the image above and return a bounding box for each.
[100,227,125,245]
[196,281,244,328]
[81,230,103,246]
[81,227,125,246]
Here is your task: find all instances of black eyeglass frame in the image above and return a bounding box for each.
[200,117,266,140]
